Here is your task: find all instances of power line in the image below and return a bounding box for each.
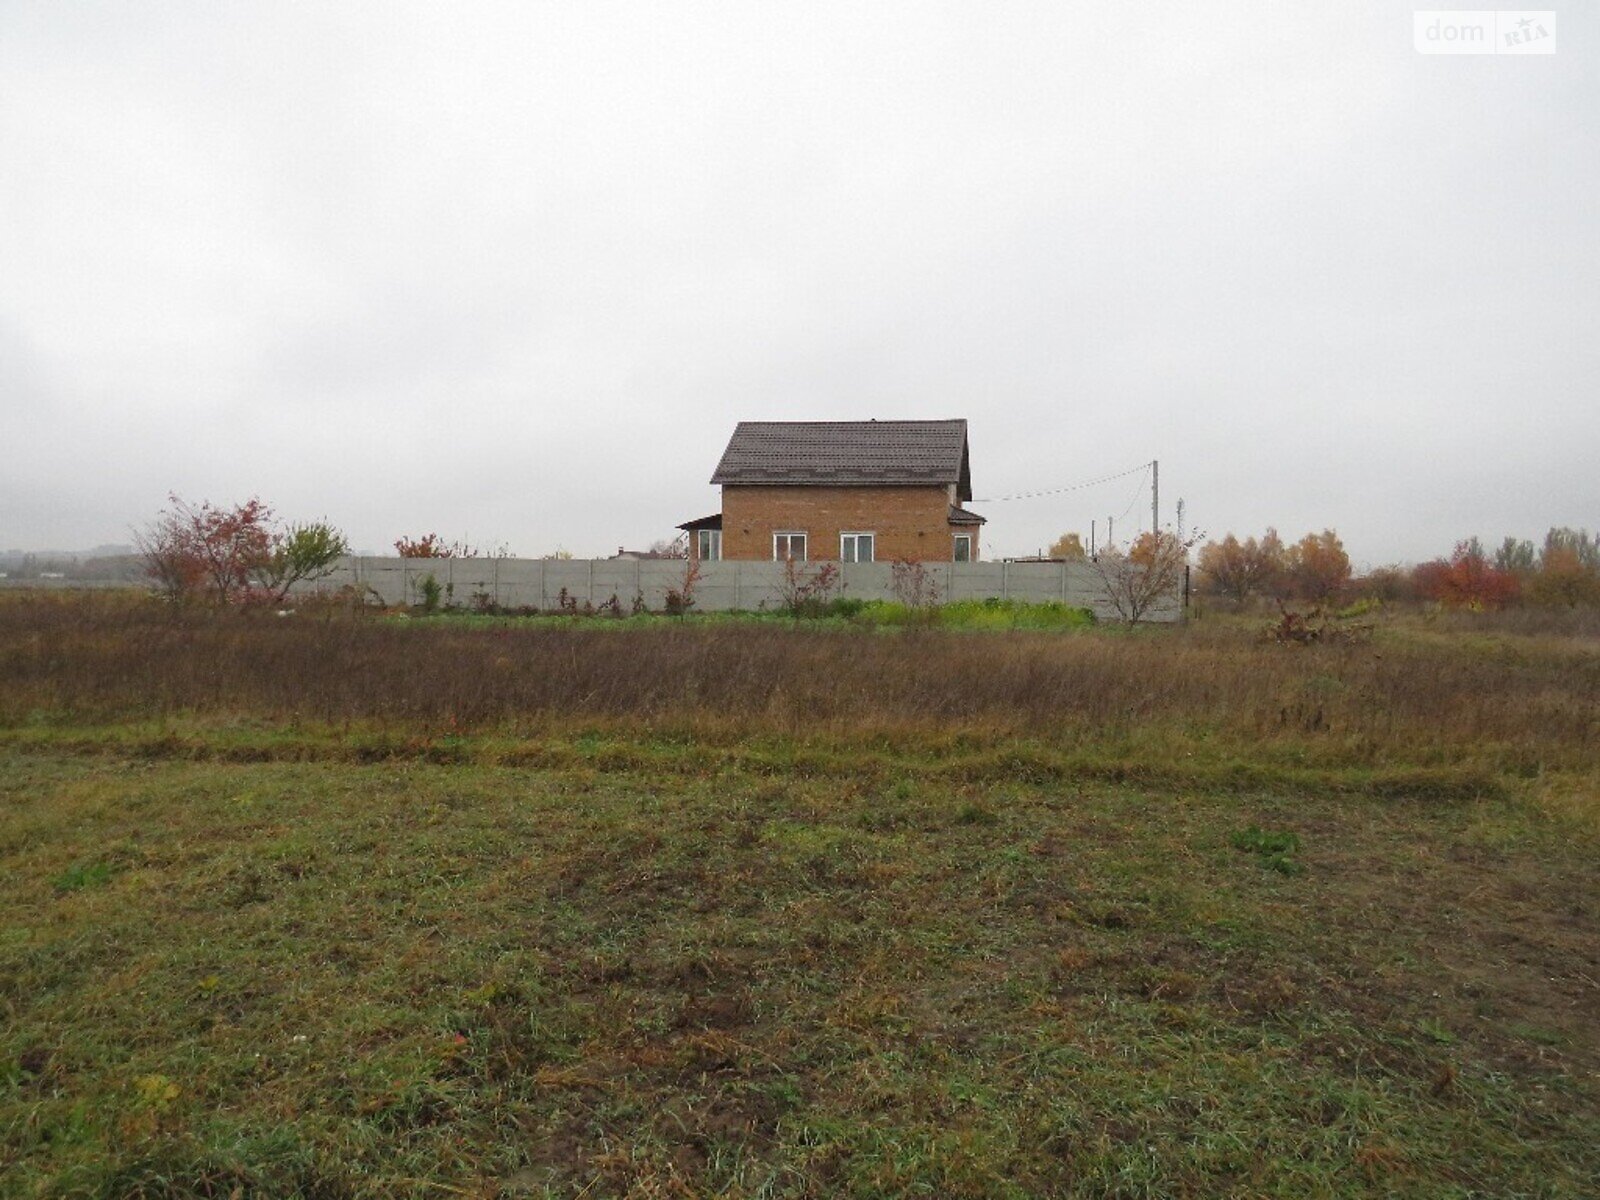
[973,461,1152,504]
[1113,467,1150,528]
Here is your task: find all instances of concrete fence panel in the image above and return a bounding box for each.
[298,555,1183,622]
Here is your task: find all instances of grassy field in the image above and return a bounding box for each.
[2,593,1598,1197]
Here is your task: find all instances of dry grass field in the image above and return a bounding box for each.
[2,592,1597,1197]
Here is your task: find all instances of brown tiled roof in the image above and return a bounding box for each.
[711,420,971,501]
[948,504,986,526]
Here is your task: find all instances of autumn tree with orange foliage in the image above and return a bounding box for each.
[1283,530,1350,604]
[1047,532,1087,560]
[1528,528,1600,607]
[1197,530,1284,603]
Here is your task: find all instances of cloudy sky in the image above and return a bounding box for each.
[1,2,1593,564]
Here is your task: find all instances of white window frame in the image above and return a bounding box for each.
[697,529,721,561]
[840,531,875,563]
[953,533,972,563]
[773,531,807,562]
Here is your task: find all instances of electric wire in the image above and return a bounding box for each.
[971,461,1152,504]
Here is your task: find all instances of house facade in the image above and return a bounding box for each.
[679,420,985,563]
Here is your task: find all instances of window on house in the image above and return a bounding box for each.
[697,529,721,561]
[840,532,875,563]
[773,532,807,561]
[953,534,972,563]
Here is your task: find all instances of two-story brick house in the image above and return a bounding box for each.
[679,420,986,563]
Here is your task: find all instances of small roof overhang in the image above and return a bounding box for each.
[948,505,986,526]
[676,512,723,532]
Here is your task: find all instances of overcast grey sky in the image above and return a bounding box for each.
[1,2,1593,563]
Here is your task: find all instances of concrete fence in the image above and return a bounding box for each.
[297,557,1184,623]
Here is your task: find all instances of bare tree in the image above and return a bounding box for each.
[664,555,702,615]
[649,535,689,560]
[1091,530,1202,625]
[890,557,941,614]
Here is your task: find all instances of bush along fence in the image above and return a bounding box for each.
[295,557,1185,623]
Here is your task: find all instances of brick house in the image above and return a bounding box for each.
[678,420,986,563]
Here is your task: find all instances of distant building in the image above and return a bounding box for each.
[679,419,985,564]
[609,546,677,560]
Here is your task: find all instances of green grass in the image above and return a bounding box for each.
[396,596,1098,632]
[2,738,1597,1198]
[854,598,1098,630]
[47,860,115,894]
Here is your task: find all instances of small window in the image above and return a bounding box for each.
[953,534,972,563]
[697,529,721,561]
[840,532,875,563]
[773,532,807,561]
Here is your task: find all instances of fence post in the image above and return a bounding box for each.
[1002,560,1009,601]
[735,561,742,611]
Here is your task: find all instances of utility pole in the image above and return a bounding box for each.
[1107,516,1113,547]
[1151,459,1159,535]
[1090,520,1096,556]
[1176,498,1186,541]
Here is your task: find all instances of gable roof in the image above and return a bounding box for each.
[711,419,972,500]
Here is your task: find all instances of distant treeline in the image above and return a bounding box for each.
[1195,527,1600,609]
[0,553,145,583]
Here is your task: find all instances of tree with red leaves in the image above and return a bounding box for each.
[136,495,347,604]
[394,534,479,559]
[1415,539,1521,609]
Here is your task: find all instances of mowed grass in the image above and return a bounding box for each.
[1,593,1598,1197]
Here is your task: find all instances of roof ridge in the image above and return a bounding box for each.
[732,418,966,426]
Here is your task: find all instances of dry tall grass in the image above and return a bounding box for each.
[2,592,1596,774]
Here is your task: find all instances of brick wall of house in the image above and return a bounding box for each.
[717,485,978,562]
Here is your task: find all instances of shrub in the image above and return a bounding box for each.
[417,573,443,615]
[777,559,840,618]
[890,559,941,612]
